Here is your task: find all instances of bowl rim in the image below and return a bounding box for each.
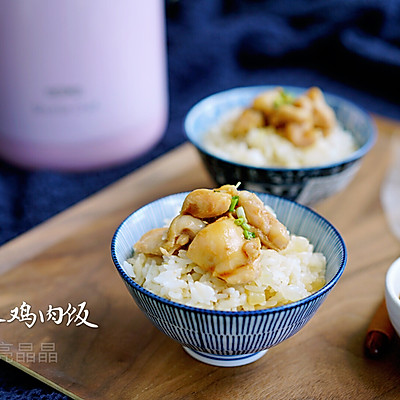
[184,85,377,172]
[385,257,400,307]
[111,191,347,316]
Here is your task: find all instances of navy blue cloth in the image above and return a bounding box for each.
[1,1,399,398]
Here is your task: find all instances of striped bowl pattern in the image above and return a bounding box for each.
[111,192,347,367]
[184,85,376,205]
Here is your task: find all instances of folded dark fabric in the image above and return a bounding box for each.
[232,0,400,60]
[233,0,400,96]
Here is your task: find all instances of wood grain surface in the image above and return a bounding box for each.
[0,115,399,400]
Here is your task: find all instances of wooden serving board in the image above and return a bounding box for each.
[1,116,400,400]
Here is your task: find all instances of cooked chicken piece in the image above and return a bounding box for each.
[306,87,336,135]
[238,190,289,250]
[231,108,265,138]
[163,215,206,254]
[187,217,261,285]
[216,184,290,250]
[252,87,283,116]
[292,93,313,111]
[281,120,316,147]
[217,184,239,197]
[134,227,168,256]
[240,86,336,147]
[181,188,231,219]
[269,103,312,126]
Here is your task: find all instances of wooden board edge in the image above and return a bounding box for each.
[0,355,81,400]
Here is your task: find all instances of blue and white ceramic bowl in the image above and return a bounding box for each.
[184,86,376,205]
[111,192,347,367]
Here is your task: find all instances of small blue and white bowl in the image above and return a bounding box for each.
[111,192,347,367]
[184,86,376,205]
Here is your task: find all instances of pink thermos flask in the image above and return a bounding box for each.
[0,1,168,170]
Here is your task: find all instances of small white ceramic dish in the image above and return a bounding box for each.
[385,257,400,338]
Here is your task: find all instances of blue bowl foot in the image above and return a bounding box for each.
[183,347,268,367]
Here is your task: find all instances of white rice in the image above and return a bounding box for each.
[203,108,358,168]
[127,234,326,311]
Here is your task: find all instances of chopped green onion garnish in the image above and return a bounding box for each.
[234,217,245,226]
[242,222,252,231]
[236,206,245,220]
[243,230,256,240]
[273,90,294,108]
[233,204,256,239]
[229,195,239,212]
